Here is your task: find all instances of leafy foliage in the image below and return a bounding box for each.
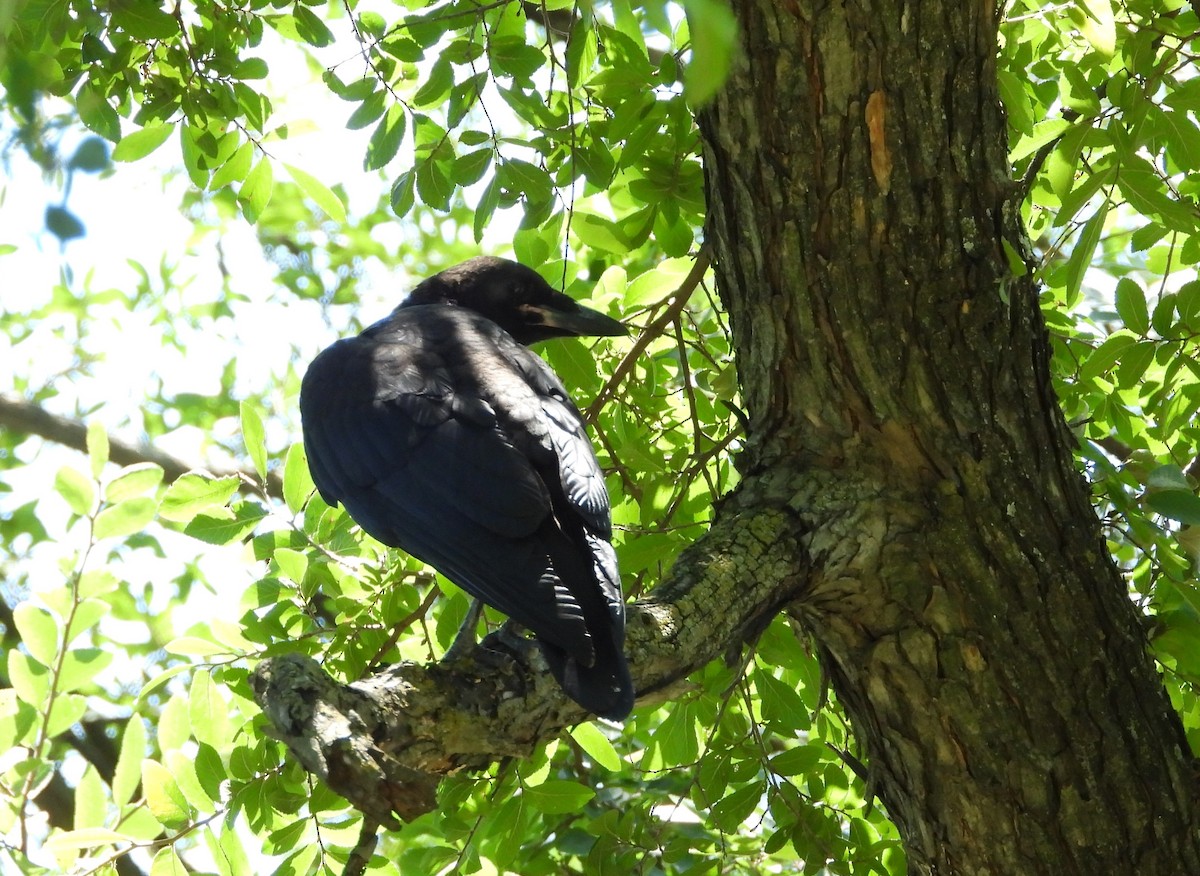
[1,0,1198,873]
[1001,0,1200,732]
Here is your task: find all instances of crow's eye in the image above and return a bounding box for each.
[519,303,545,323]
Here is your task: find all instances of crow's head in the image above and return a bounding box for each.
[402,256,626,345]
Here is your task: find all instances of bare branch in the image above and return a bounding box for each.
[0,393,283,501]
[252,494,806,826]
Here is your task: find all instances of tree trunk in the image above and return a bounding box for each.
[697,1,1200,873]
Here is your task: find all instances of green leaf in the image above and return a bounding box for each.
[142,760,191,828]
[274,547,308,587]
[70,137,108,173]
[682,0,738,106]
[77,82,120,142]
[165,749,214,814]
[366,104,406,171]
[1116,341,1155,389]
[159,473,240,523]
[1148,490,1200,525]
[654,700,700,766]
[357,10,385,38]
[45,693,87,737]
[1011,118,1071,164]
[240,401,268,482]
[453,149,492,187]
[158,693,192,752]
[769,743,824,777]
[45,206,86,242]
[473,176,500,243]
[210,140,254,190]
[183,504,267,544]
[571,211,629,254]
[391,169,416,217]
[754,668,810,725]
[1157,108,1200,172]
[293,5,334,47]
[179,120,209,188]
[501,158,552,206]
[112,124,175,162]
[567,18,597,89]
[236,57,269,79]
[1079,332,1137,382]
[111,0,178,39]
[709,780,765,832]
[1115,278,1150,336]
[570,722,622,771]
[56,466,95,515]
[84,420,110,479]
[1062,201,1108,308]
[413,58,454,108]
[997,70,1034,136]
[323,72,376,102]
[73,765,108,831]
[238,157,274,222]
[193,743,227,803]
[416,158,454,210]
[150,847,187,876]
[346,90,386,130]
[284,163,346,222]
[79,570,120,598]
[105,463,164,503]
[625,258,693,307]
[1074,0,1115,57]
[59,648,113,692]
[134,664,192,712]
[283,442,314,514]
[112,718,146,807]
[488,36,545,81]
[1148,465,1190,490]
[523,780,595,814]
[65,598,110,644]
[13,602,59,666]
[93,497,157,539]
[188,671,231,750]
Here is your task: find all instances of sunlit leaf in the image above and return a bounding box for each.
[94,497,157,539]
[142,760,191,827]
[55,466,95,516]
[682,0,738,105]
[570,722,622,771]
[284,442,314,514]
[13,603,59,666]
[241,400,269,483]
[105,463,164,504]
[112,124,175,162]
[86,419,109,477]
[159,473,240,523]
[523,780,595,814]
[113,717,147,807]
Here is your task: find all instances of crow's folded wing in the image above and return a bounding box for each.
[299,311,603,663]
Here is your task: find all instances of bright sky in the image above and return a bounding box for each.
[0,28,418,869]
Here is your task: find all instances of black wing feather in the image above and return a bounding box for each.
[300,304,631,717]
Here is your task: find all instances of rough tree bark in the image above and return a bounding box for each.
[696,0,1199,873]
[253,2,1200,874]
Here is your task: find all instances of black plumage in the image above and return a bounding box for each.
[299,256,634,719]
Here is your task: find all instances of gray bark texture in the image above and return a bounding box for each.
[697,0,1200,873]
[253,1,1200,873]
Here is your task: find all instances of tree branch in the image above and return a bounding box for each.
[0,393,283,500]
[251,489,806,826]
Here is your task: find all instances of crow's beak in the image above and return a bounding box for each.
[525,302,627,338]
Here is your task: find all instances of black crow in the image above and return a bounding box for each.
[299,256,634,719]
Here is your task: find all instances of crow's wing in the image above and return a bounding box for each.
[299,306,606,664]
